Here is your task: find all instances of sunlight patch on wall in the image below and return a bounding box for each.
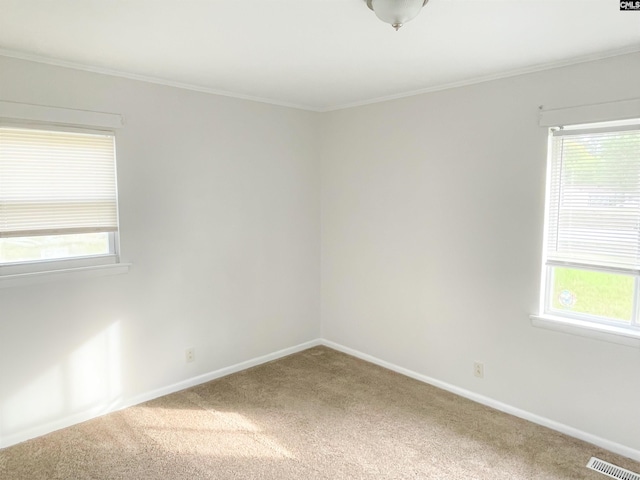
[69,321,122,410]
[3,366,65,432]
[2,321,123,436]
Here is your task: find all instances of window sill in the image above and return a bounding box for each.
[530,314,640,348]
[0,262,131,289]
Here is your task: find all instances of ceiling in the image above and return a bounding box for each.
[0,0,638,111]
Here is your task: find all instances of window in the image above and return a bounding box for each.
[0,125,121,276]
[540,119,640,335]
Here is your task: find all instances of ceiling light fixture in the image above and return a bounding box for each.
[365,0,428,30]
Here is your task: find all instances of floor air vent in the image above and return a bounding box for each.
[587,457,640,480]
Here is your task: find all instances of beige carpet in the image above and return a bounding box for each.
[1,346,639,479]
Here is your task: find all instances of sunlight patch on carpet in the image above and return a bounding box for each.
[135,407,293,458]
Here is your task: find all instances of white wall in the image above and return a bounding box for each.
[321,53,640,453]
[0,56,321,446]
[2,51,639,457]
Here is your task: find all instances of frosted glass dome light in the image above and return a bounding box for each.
[366,0,428,30]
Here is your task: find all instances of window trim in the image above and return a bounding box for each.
[0,100,124,130]
[530,313,640,348]
[0,261,131,289]
[540,120,640,329]
[0,240,118,276]
[538,98,640,127]
[0,101,128,286]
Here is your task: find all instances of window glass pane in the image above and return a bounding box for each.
[549,267,633,323]
[0,233,110,264]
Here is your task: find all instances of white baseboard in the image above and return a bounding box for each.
[123,339,322,409]
[0,338,321,449]
[320,339,640,463]
[3,336,639,464]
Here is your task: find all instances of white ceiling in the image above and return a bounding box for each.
[0,0,639,111]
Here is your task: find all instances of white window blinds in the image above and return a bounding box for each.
[0,127,118,238]
[547,124,640,272]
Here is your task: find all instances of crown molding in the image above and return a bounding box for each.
[0,48,321,112]
[1,45,639,114]
[320,45,640,112]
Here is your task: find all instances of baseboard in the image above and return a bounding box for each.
[122,339,322,410]
[0,338,322,449]
[4,337,639,463]
[320,339,640,463]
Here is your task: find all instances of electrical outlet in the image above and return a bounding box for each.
[185,348,195,363]
[473,362,484,378]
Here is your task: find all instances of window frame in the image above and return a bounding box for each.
[533,112,640,346]
[0,232,119,275]
[0,102,129,287]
